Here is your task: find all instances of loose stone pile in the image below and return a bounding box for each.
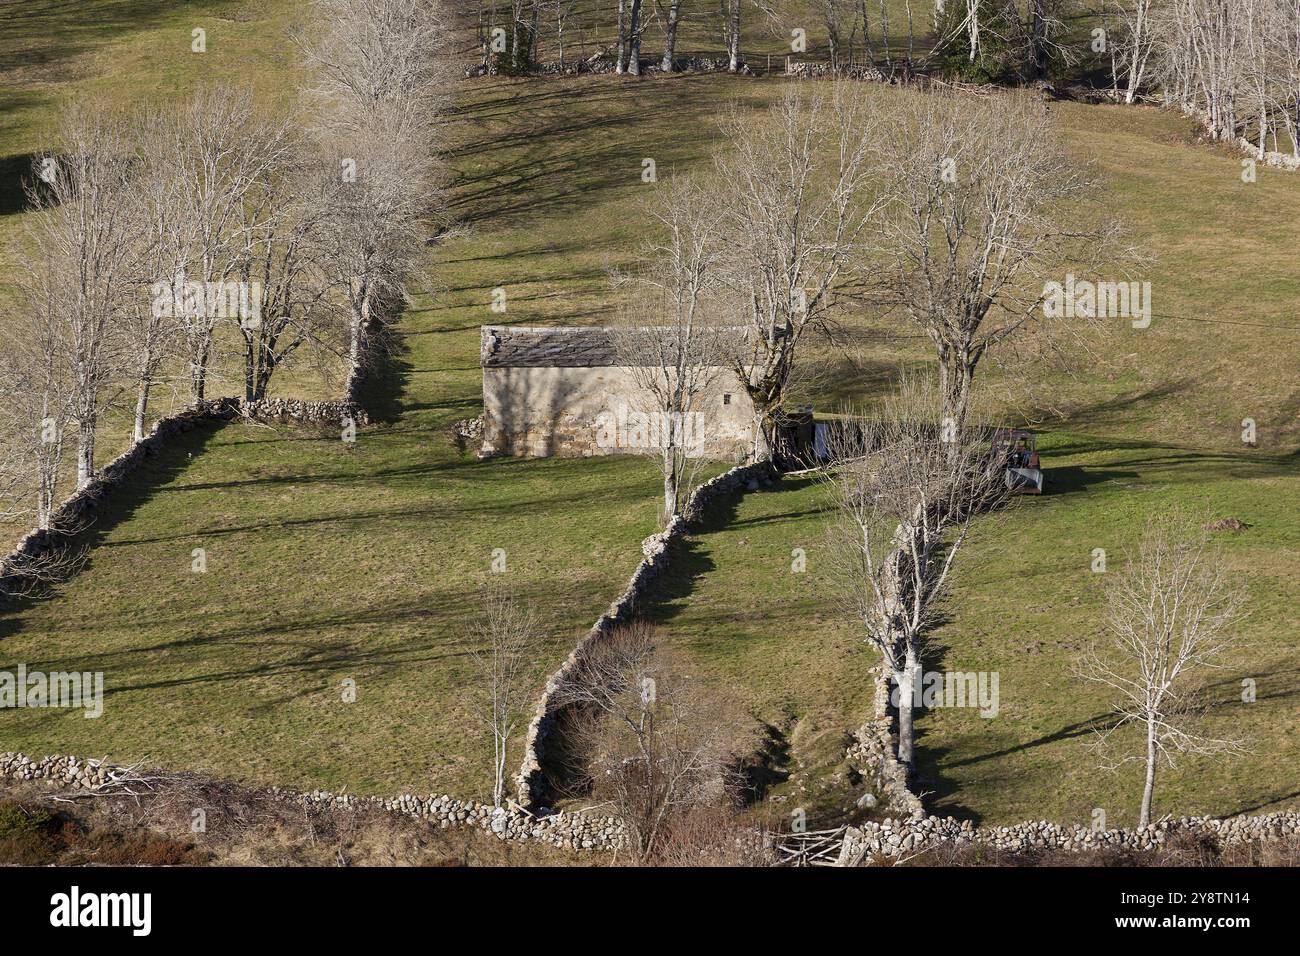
[0,753,114,788]
[837,811,1300,862]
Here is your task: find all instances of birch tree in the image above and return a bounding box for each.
[234,150,341,402]
[1106,0,1157,103]
[823,375,1007,767]
[301,0,448,371]
[123,108,191,440]
[626,0,646,75]
[24,106,138,487]
[1078,514,1249,827]
[156,86,294,403]
[467,584,536,808]
[659,0,683,71]
[614,176,730,523]
[0,307,73,530]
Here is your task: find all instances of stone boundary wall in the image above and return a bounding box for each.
[0,406,218,603]
[466,54,749,79]
[835,810,1300,863]
[514,459,779,809]
[214,396,370,428]
[1177,104,1300,171]
[0,752,625,853]
[0,354,374,604]
[836,670,1297,862]
[845,666,926,818]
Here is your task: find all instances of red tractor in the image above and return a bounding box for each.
[991,428,1043,494]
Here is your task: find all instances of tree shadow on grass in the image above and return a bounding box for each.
[639,481,751,626]
[0,417,228,643]
[1044,464,1141,494]
[0,151,42,217]
[353,326,414,426]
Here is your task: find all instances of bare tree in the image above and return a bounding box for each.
[123,107,192,440]
[557,622,749,864]
[1078,513,1249,827]
[233,148,343,402]
[318,131,441,382]
[0,308,72,530]
[614,175,731,523]
[866,89,1127,432]
[154,86,295,404]
[823,374,1007,766]
[24,106,139,487]
[466,583,537,808]
[659,0,683,71]
[299,0,451,142]
[713,85,884,459]
[301,0,449,372]
[1105,0,1157,103]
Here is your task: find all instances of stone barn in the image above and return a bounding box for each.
[479,325,758,460]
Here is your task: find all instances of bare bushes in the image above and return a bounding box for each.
[555,621,774,865]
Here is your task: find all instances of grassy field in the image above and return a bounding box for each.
[439,75,1300,826]
[0,2,676,800]
[0,1,1295,826]
[652,434,1299,827]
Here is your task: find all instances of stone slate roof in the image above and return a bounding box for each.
[481,325,753,368]
[480,326,621,368]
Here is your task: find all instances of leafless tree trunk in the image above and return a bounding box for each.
[725,0,742,72]
[24,105,139,488]
[149,86,295,405]
[614,175,731,523]
[660,0,682,71]
[234,146,340,402]
[823,374,1008,767]
[865,90,1128,432]
[1104,0,1155,103]
[0,305,74,531]
[466,583,536,808]
[713,85,884,460]
[617,0,629,71]
[627,0,645,75]
[301,0,450,384]
[1078,513,1248,827]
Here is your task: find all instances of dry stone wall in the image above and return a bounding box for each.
[515,459,778,808]
[0,363,371,604]
[0,752,626,852]
[845,667,926,817]
[0,406,217,602]
[836,811,1300,863]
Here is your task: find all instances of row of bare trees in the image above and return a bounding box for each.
[0,0,448,541]
[1112,0,1300,158]
[617,82,1243,828]
[473,1,791,74]
[613,82,1123,528]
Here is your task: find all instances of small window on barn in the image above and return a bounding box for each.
[723,393,732,405]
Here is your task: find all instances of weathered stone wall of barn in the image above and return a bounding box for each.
[480,365,756,460]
